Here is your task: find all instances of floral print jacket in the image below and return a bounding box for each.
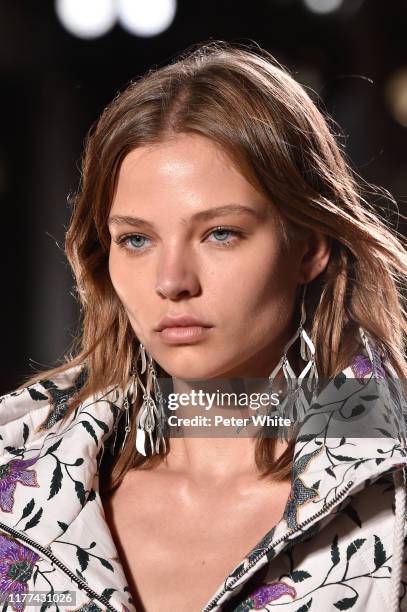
[1,329,407,612]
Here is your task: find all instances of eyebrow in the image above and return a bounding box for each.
[107,204,264,230]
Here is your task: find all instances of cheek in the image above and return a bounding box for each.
[108,250,156,332]
[108,250,141,312]
[235,248,296,303]
[225,250,298,331]
[108,250,126,301]
[108,253,148,338]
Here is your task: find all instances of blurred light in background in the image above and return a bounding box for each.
[385,68,407,128]
[55,0,177,39]
[55,0,116,39]
[303,0,343,14]
[117,0,177,37]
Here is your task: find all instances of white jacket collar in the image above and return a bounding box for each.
[0,334,406,612]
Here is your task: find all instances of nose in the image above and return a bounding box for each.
[155,246,201,300]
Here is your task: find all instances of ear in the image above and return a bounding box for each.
[297,231,331,284]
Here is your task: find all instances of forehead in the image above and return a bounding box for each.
[112,133,270,213]
[118,134,241,182]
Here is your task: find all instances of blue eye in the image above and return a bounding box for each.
[209,227,242,246]
[118,234,150,252]
[210,228,233,242]
[128,235,148,248]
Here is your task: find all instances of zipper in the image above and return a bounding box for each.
[0,521,119,612]
[202,479,354,612]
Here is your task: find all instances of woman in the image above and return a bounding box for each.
[0,41,407,612]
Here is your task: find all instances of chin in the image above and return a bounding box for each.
[158,360,225,381]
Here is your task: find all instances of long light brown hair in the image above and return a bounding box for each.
[15,40,407,492]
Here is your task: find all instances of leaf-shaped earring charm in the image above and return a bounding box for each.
[139,343,147,374]
[269,284,318,427]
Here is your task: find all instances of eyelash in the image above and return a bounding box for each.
[116,226,244,255]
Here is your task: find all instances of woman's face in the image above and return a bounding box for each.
[108,133,330,379]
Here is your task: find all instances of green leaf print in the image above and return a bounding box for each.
[20,498,35,521]
[350,405,364,417]
[333,594,358,609]
[346,538,366,561]
[28,388,48,401]
[77,547,90,571]
[290,570,311,582]
[99,557,114,571]
[295,599,313,612]
[24,507,43,530]
[81,421,98,444]
[334,373,346,389]
[331,534,340,566]
[48,462,63,500]
[373,535,386,569]
[75,480,86,506]
[44,438,63,455]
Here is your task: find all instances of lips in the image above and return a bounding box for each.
[155,315,213,332]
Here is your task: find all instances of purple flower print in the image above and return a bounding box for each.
[350,348,386,379]
[0,533,39,612]
[0,456,39,513]
[242,581,297,609]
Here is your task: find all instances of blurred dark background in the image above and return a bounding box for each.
[2,0,407,394]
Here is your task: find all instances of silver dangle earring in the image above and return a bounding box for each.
[112,364,138,455]
[134,343,167,457]
[268,284,318,427]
